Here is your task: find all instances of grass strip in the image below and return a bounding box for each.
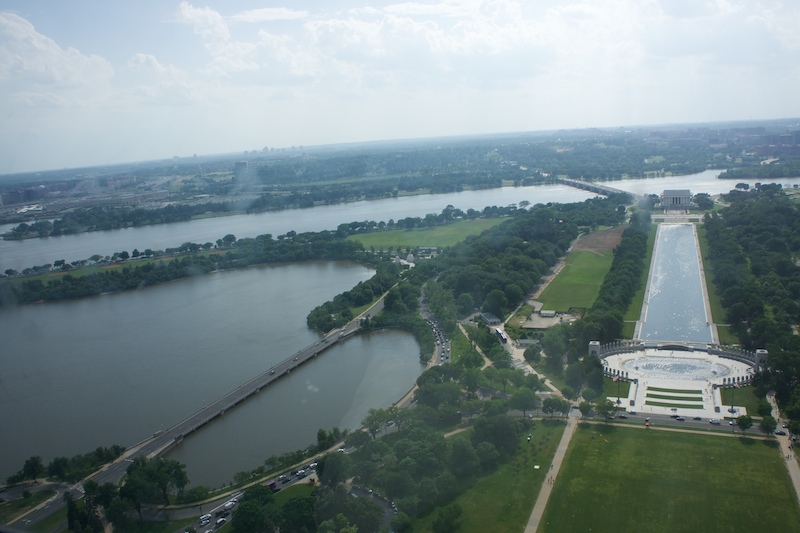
[647,386,702,394]
[646,393,703,401]
[645,401,704,409]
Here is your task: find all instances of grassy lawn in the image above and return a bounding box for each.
[451,326,481,365]
[347,218,505,250]
[539,424,800,532]
[413,420,566,533]
[720,386,765,417]
[602,377,631,399]
[648,386,702,394]
[0,491,55,526]
[29,506,68,533]
[537,251,614,311]
[623,224,657,324]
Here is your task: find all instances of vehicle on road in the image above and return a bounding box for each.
[776,430,787,436]
[676,416,685,421]
[709,419,721,425]
[693,416,702,421]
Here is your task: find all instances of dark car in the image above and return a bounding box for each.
[776,430,788,436]
[618,414,629,419]
[676,416,686,421]
[693,416,702,421]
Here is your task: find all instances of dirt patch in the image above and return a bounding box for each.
[572,225,626,254]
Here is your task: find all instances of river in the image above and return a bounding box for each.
[0,184,595,272]
[0,261,421,487]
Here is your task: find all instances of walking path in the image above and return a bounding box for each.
[524,411,579,532]
[767,393,800,508]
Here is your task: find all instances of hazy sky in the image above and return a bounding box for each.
[1,0,799,174]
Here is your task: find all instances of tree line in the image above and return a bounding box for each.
[703,184,800,433]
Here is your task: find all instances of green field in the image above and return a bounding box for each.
[537,251,614,311]
[413,421,566,533]
[720,386,765,417]
[347,218,505,250]
[603,377,631,400]
[539,424,800,532]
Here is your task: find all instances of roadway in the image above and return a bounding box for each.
[14,300,384,529]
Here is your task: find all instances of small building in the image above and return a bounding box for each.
[661,189,693,209]
[539,310,556,318]
[480,312,501,325]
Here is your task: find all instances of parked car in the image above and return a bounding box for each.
[776,430,788,436]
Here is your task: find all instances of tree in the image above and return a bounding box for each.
[595,399,616,421]
[317,452,352,487]
[362,408,387,439]
[760,415,777,434]
[232,500,272,532]
[510,388,540,418]
[22,456,45,481]
[578,400,593,417]
[319,513,359,533]
[223,234,237,247]
[432,503,462,533]
[736,415,753,434]
[542,397,570,419]
[483,289,508,318]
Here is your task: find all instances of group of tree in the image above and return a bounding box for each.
[0,230,370,305]
[702,184,800,428]
[3,203,232,240]
[521,213,651,398]
[5,446,125,486]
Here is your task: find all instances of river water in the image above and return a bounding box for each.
[637,224,714,344]
[0,262,421,487]
[0,184,594,273]
[604,169,800,197]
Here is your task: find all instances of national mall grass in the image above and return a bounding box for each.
[539,424,800,533]
[537,251,613,311]
[413,420,566,533]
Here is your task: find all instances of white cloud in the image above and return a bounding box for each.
[230,8,310,23]
[176,0,230,42]
[0,12,113,106]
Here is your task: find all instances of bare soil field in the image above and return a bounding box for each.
[571,224,626,254]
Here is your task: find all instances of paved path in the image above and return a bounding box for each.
[767,393,800,508]
[524,413,578,532]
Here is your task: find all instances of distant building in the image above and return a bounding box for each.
[661,190,693,209]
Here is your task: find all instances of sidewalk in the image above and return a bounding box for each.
[767,393,800,508]
[524,411,579,532]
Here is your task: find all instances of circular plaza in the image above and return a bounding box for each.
[601,346,757,418]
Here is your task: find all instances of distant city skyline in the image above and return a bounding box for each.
[1,0,799,174]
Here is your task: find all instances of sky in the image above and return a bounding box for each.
[1,0,799,174]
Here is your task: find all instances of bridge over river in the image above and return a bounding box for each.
[558,177,643,200]
[15,299,385,530]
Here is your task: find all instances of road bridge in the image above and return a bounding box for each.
[14,299,385,529]
[558,177,642,200]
